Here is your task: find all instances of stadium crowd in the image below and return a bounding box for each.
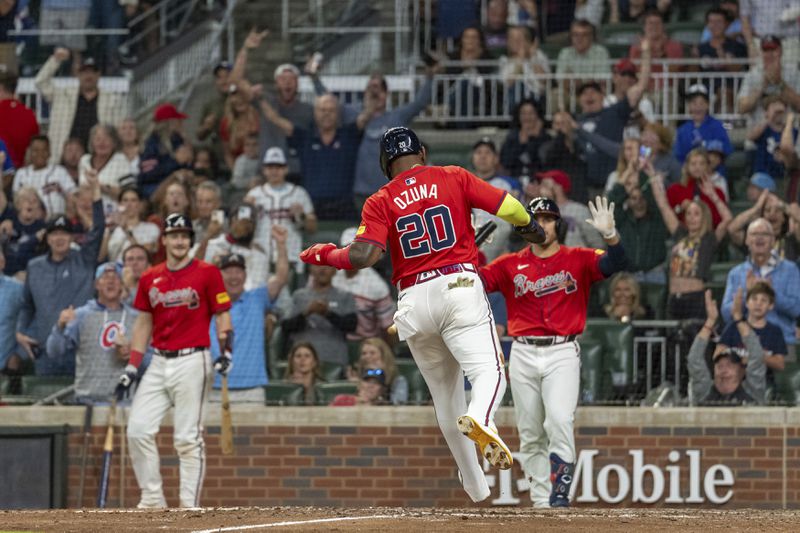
[1,0,800,407]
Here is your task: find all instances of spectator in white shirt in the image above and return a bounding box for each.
[13,135,75,217]
[104,187,160,262]
[79,124,131,215]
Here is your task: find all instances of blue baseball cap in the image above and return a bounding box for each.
[95,262,123,280]
[705,140,725,154]
[749,172,777,193]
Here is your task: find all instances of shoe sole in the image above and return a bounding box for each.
[457,415,513,470]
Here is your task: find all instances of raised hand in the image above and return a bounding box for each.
[586,196,617,239]
[244,28,269,49]
[704,289,719,325]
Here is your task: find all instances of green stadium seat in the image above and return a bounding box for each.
[774,361,800,406]
[600,23,640,45]
[20,376,74,401]
[263,382,305,406]
[395,358,430,405]
[272,360,288,380]
[314,381,358,404]
[726,150,750,187]
[582,320,634,399]
[320,361,346,381]
[578,340,604,404]
[640,283,667,319]
[709,262,738,284]
[268,324,287,374]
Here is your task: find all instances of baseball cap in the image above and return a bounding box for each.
[705,140,726,155]
[686,83,709,100]
[46,215,73,235]
[79,57,100,72]
[362,368,386,385]
[750,172,777,193]
[577,81,604,96]
[262,146,287,166]
[340,227,358,247]
[761,35,782,51]
[219,253,247,270]
[213,61,232,76]
[95,261,123,280]
[153,103,188,122]
[536,170,572,195]
[273,63,301,80]
[613,58,637,77]
[472,136,497,153]
[163,213,194,234]
[234,203,254,221]
[713,348,746,367]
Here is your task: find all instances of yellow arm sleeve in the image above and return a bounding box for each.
[495,194,531,227]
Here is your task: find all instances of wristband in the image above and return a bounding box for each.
[327,245,353,270]
[129,349,144,369]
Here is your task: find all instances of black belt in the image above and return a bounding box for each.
[155,346,208,358]
[513,335,577,347]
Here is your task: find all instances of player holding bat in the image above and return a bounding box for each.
[116,213,232,508]
[301,127,544,503]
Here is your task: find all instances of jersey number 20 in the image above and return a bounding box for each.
[396,205,456,258]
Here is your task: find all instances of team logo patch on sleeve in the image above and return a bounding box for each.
[216,292,231,304]
[594,249,605,255]
[356,224,366,236]
[405,177,416,185]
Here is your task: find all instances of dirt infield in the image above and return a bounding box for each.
[1,507,799,532]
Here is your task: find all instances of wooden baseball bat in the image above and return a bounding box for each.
[77,403,93,507]
[97,396,117,508]
[220,375,233,455]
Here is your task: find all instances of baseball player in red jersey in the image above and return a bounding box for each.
[116,213,233,508]
[480,196,627,508]
[300,127,545,503]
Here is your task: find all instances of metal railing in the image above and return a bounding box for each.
[297,59,752,124]
[121,0,200,53]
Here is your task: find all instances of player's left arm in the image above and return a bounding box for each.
[586,196,629,277]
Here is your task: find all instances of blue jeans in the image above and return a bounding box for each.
[89,0,124,71]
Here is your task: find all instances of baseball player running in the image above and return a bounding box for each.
[117,213,233,508]
[300,126,545,502]
[480,196,627,507]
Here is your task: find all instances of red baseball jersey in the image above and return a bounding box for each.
[480,246,606,336]
[355,165,507,284]
[134,259,231,351]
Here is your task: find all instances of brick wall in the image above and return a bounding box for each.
[4,406,799,508]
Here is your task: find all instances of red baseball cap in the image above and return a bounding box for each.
[536,170,572,195]
[613,58,637,77]
[153,103,188,122]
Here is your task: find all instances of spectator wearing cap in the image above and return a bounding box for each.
[0,187,47,279]
[572,40,651,195]
[105,187,160,262]
[705,139,729,181]
[689,289,766,406]
[629,10,683,86]
[46,261,140,403]
[746,172,778,202]
[738,36,800,128]
[499,25,550,110]
[0,246,24,385]
[0,71,39,170]
[538,169,605,249]
[34,47,128,163]
[555,19,609,80]
[39,1,91,71]
[748,95,797,179]
[500,98,548,181]
[230,30,315,179]
[332,228,396,342]
[138,103,193,197]
[603,58,655,124]
[470,137,520,260]
[195,61,232,157]
[12,135,76,217]
[741,0,800,68]
[16,172,104,376]
[209,226,289,404]
[79,123,131,214]
[245,146,317,274]
[282,263,357,367]
[722,217,800,361]
[674,84,733,165]
[259,92,372,219]
[330,367,390,406]
[204,203,270,292]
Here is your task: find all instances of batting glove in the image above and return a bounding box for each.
[214,352,233,376]
[514,218,546,244]
[299,243,337,266]
[115,364,138,398]
[586,196,617,240]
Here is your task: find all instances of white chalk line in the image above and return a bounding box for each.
[190,514,403,533]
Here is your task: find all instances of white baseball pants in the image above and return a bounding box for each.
[127,350,213,508]
[509,340,580,508]
[393,266,506,503]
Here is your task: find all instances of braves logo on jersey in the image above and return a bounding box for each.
[513,270,578,298]
[148,287,200,310]
[98,321,125,349]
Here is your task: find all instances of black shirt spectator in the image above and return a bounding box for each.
[500,99,548,180]
[69,92,99,149]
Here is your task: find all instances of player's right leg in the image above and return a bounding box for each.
[406,332,491,503]
[127,355,172,508]
[509,342,550,508]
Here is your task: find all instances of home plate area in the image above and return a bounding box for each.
[2,507,800,532]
